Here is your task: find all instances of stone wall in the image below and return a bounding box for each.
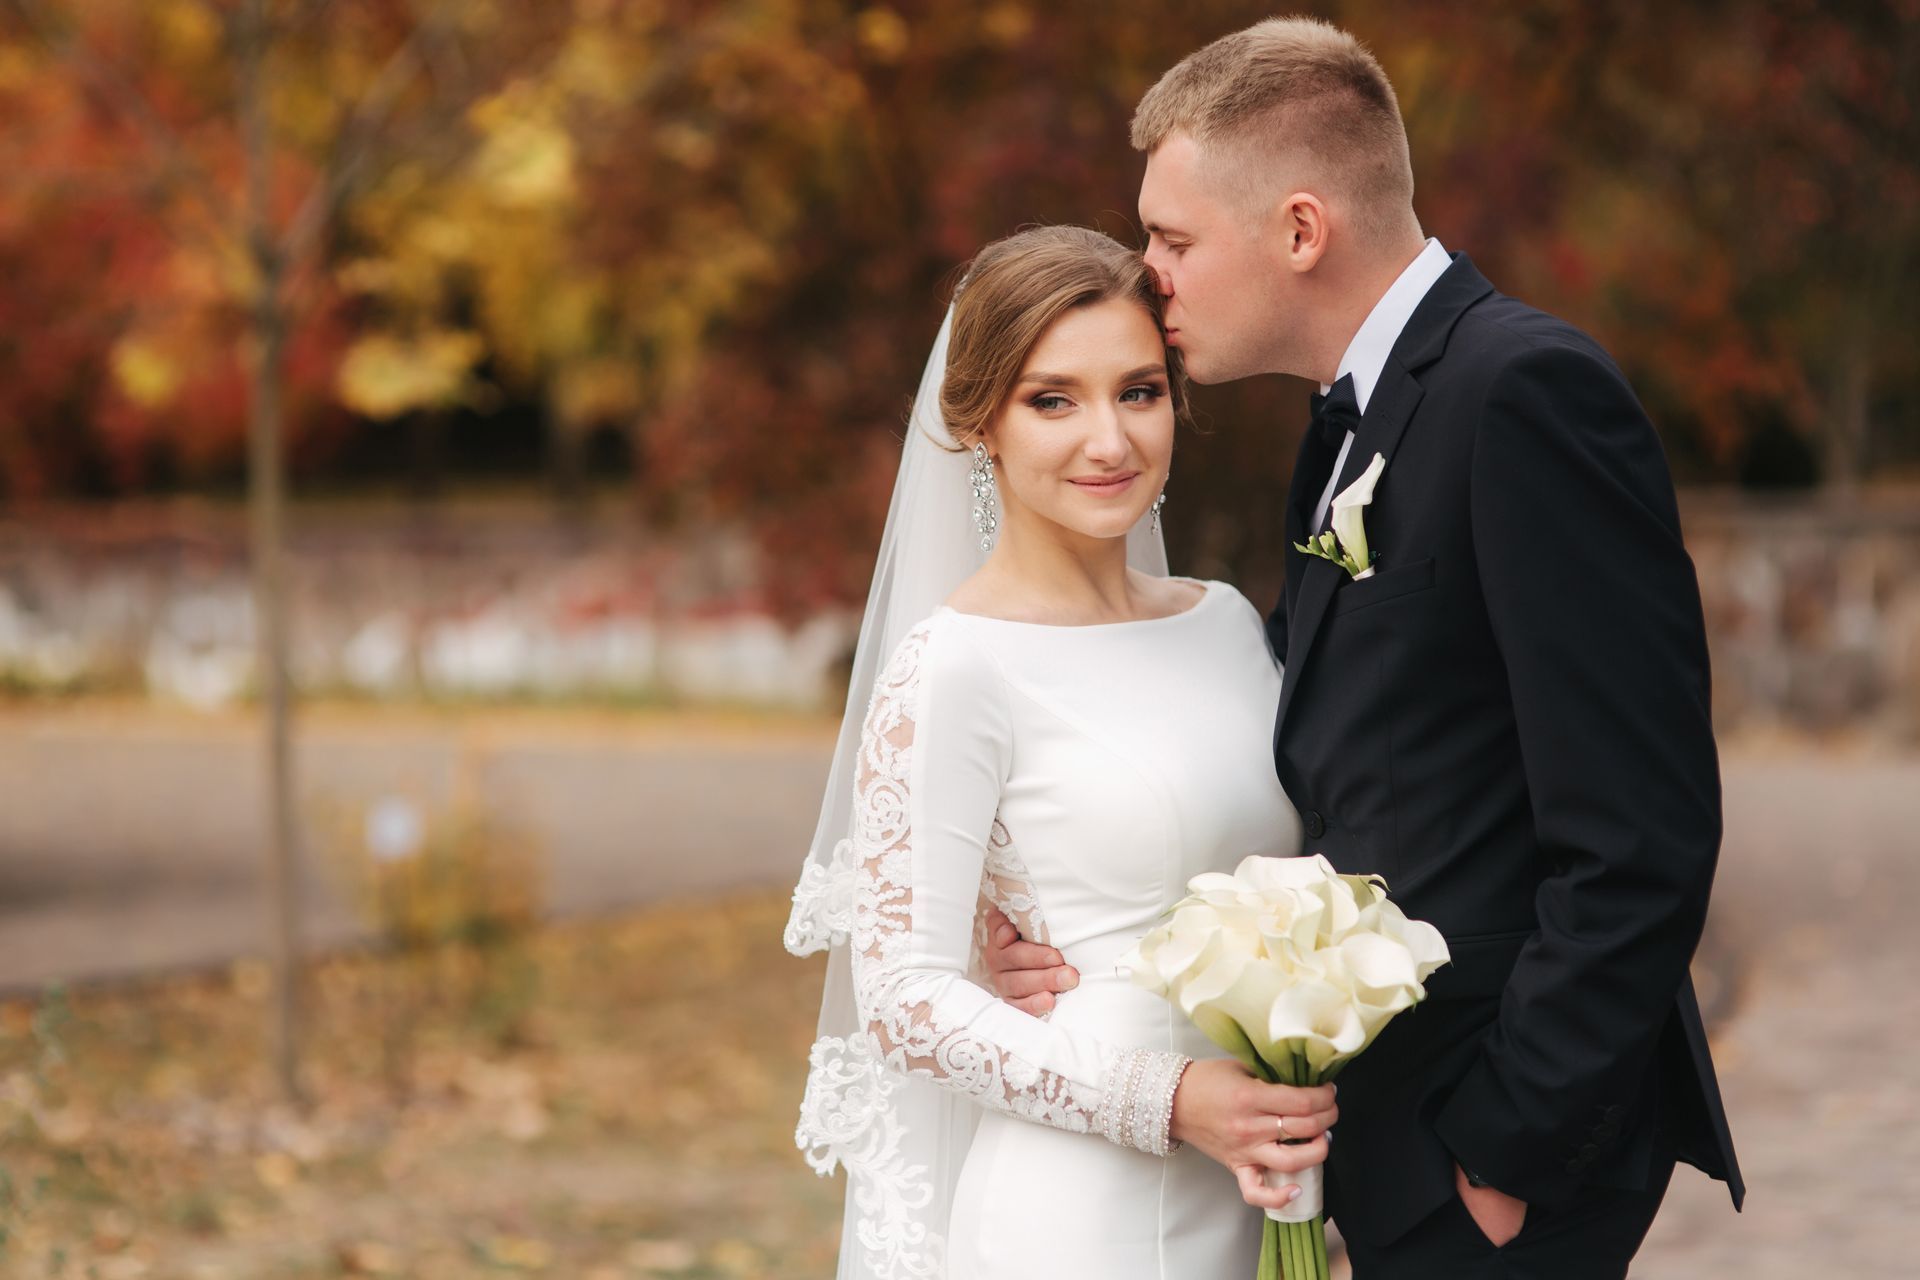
[1682,490,1920,741]
[3,493,1915,738]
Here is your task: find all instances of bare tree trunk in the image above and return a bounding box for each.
[1825,343,1871,497]
[239,0,305,1108]
[546,400,589,516]
[13,0,462,1107]
[408,410,449,504]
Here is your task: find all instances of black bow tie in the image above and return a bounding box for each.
[1309,374,1361,452]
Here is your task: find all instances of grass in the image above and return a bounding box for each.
[0,891,843,1279]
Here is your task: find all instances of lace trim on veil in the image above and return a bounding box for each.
[795,1032,944,1279]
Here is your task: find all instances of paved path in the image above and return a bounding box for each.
[0,704,838,991]
[1636,753,1918,1277]
[2,707,1913,1274]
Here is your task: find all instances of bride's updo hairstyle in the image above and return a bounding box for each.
[934,225,1189,452]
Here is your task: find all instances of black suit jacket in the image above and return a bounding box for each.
[1269,254,1743,1247]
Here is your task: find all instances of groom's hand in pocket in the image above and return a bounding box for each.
[980,905,1078,1015]
[1454,1163,1527,1247]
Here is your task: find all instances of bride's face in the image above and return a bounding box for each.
[982,297,1174,545]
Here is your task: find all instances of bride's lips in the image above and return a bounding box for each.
[1067,471,1139,497]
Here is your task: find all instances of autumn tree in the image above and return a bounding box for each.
[2,0,574,1102]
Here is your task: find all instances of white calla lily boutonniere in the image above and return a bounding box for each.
[1295,452,1386,580]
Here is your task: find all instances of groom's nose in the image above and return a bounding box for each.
[1142,245,1173,297]
[1147,257,1173,297]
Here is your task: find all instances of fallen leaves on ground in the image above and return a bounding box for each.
[0,890,844,1278]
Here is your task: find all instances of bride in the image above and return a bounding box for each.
[785,225,1333,1279]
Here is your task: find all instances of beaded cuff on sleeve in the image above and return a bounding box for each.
[1097,1047,1192,1157]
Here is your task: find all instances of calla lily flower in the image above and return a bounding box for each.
[1294,452,1387,580]
[1117,852,1450,1078]
[1330,452,1386,574]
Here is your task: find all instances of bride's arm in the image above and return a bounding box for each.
[849,621,1188,1153]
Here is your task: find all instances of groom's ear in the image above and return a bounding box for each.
[1279,192,1330,272]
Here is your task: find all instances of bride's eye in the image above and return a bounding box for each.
[1029,393,1072,413]
[1120,385,1166,405]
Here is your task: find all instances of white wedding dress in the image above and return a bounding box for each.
[824,574,1304,1278]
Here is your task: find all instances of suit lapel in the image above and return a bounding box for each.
[1273,364,1424,735]
[1272,251,1496,745]
[1281,421,1339,623]
[1324,357,1424,518]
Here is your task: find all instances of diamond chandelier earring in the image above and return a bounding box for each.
[970,442,999,551]
[1150,481,1168,536]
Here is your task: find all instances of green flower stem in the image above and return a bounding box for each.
[1249,1050,1332,1279]
[1281,1219,1331,1280]
[1294,536,1372,580]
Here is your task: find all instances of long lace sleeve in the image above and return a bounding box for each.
[849,620,1190,1157]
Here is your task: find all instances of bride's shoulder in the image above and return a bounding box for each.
[864,612,1008,739]
[938,568,1003,619]
[1203,577,1258,613]
[878,606,1001,687]
[1205,579,1267,621]
[1146,571,1210,614]
[1185,577,1268,633]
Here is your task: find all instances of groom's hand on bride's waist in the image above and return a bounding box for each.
[981,905,1079,1015]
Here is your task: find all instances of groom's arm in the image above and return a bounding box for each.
[1434,337,1721,1206]
[980,906,1079,1016]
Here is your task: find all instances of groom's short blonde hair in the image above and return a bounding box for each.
[1131,17,1415,242]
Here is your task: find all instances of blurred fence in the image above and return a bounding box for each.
[2,490,1916,738]
[0,502,854,711]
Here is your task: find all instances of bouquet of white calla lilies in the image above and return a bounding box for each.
[1118,853,1450,1280]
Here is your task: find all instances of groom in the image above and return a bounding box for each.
[983,17,1742,1277]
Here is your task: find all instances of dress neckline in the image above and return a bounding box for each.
[936,576,1217,631]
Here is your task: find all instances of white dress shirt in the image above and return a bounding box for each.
[1310,237,1453,532]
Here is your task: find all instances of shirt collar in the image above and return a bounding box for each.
[1318,237,1451,415]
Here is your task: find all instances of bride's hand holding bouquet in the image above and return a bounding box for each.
[1168,1058,1340,1214]
[1120,854,1451,1280]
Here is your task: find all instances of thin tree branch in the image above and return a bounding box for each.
[278,0,455,268]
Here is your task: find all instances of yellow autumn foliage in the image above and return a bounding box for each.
[336,331,486,420]
[110,337,185,409]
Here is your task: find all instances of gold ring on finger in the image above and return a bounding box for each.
[1276,1114,1290,1141]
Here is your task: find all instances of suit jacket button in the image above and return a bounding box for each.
[1304,810,1326,839]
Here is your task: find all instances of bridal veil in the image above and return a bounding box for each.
[782,300,1169,1278]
